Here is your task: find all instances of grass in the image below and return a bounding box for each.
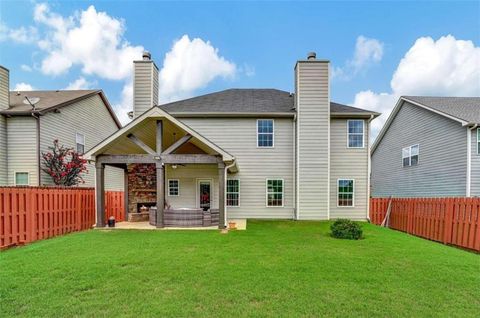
[0,220,479,317]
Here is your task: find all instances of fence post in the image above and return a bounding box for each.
[444,198,454,245]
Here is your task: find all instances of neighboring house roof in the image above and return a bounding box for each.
[159,88,380,117]
[1,90,122,128]
[371,96,480,153]
[403,96,480,125]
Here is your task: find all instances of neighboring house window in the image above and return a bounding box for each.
[226,179,240,207]
[347,120,365,148]
[76,133,85,154]
[266,179,283,207]
[15,172,29,186]
[477,128,480,155]
[257,119,274,147]
[402,144,419,167]
[338,179,354,207]
[168,179,179,196]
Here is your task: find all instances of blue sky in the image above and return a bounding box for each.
[1,1,479,135]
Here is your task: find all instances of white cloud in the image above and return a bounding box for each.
[0,23,38,44]
[352,35,480,141]
[33,3,144,79]
[159,35,236,102]
[13,83,35,91]
[20,64,32,72]
[65,77,96,90]
[333,36,384,79]
[113,79,134,126]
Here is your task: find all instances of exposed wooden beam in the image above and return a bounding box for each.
[96,154,159,164]
[162,134,192,155]
[161,154,221,164]
[127,133,156,155]
[156,120,163,154]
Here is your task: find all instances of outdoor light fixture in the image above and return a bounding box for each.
[172,164,178,169]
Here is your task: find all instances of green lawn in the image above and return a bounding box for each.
[1,221,479,317]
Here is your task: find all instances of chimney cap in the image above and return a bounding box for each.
[142,51,151,61]
[307,52,316,60]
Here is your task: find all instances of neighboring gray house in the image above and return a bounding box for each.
[86,52,380,228]
[0,66,124,190]
[371,96,480,198]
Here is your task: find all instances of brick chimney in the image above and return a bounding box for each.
[133,51,159,118]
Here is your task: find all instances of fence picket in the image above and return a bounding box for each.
[371,197,480,252]
[0,187,124,249]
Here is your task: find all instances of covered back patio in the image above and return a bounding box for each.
[85,107,237,229]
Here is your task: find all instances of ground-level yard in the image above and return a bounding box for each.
[0,221,479,317]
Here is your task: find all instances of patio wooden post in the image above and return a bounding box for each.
[95,162,105,227]
[156,120,163,153]
[218,162,226,229]
[156,163,165,228]
[124,168,129,221]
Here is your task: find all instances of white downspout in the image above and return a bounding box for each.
[293,113,297,220]
[224,160,236,227]
[466,124,478,197]
[367,115,374,220]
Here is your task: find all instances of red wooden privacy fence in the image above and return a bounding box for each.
[370,197,480,252]
[0,187,125,249]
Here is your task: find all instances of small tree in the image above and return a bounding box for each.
[41,140,88,186]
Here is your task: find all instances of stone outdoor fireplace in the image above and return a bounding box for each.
[127,164,156,222]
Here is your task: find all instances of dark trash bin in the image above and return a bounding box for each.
[107,216,116,227]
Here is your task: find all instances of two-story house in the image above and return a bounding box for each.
[371,96,480,198]
[86,52,380,228]
[0,66,123,190]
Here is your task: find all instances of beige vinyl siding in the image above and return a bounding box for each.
[7,117,38,185]
[164,164,219,209]
[471,128,480,196]
[133,61,158,118]
[371,101,467,197]
[0,115,7,185]
[296,61,330,219]
[329,119,368,220]
[39,94,123,190]
[0,67,9,185]
[179,117,294,219]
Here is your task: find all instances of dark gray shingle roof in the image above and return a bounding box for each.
[159,88,379,116]
[403,96,480,124]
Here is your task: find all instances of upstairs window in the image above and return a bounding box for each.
[168,179,179,196]
[402,144,419,167]
[347,120,365,148]
[257,119,274,147]
[226,179,240,207]
[477,129,479,155]
[15,172,29,186]
[76,133,85,154]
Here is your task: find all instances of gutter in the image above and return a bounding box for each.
[466,124,478,197]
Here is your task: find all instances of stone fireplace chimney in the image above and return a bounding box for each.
[133,51,159,118]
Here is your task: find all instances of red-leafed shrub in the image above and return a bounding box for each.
[41,140,88,186]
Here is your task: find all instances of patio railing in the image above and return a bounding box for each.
[0,187,124,249]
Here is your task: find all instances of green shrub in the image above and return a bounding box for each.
[330,219,363,240]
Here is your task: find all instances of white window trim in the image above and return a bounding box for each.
[402,144,420,167]
[167,179,180,196]
[337,178,355,208]
[76,132,85,154]
[226,179,240,207]
[346,120,365,149]
[257,119,275,148]
[265,178,284,208]
[14,171,30,186]
[477,128,479,155]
